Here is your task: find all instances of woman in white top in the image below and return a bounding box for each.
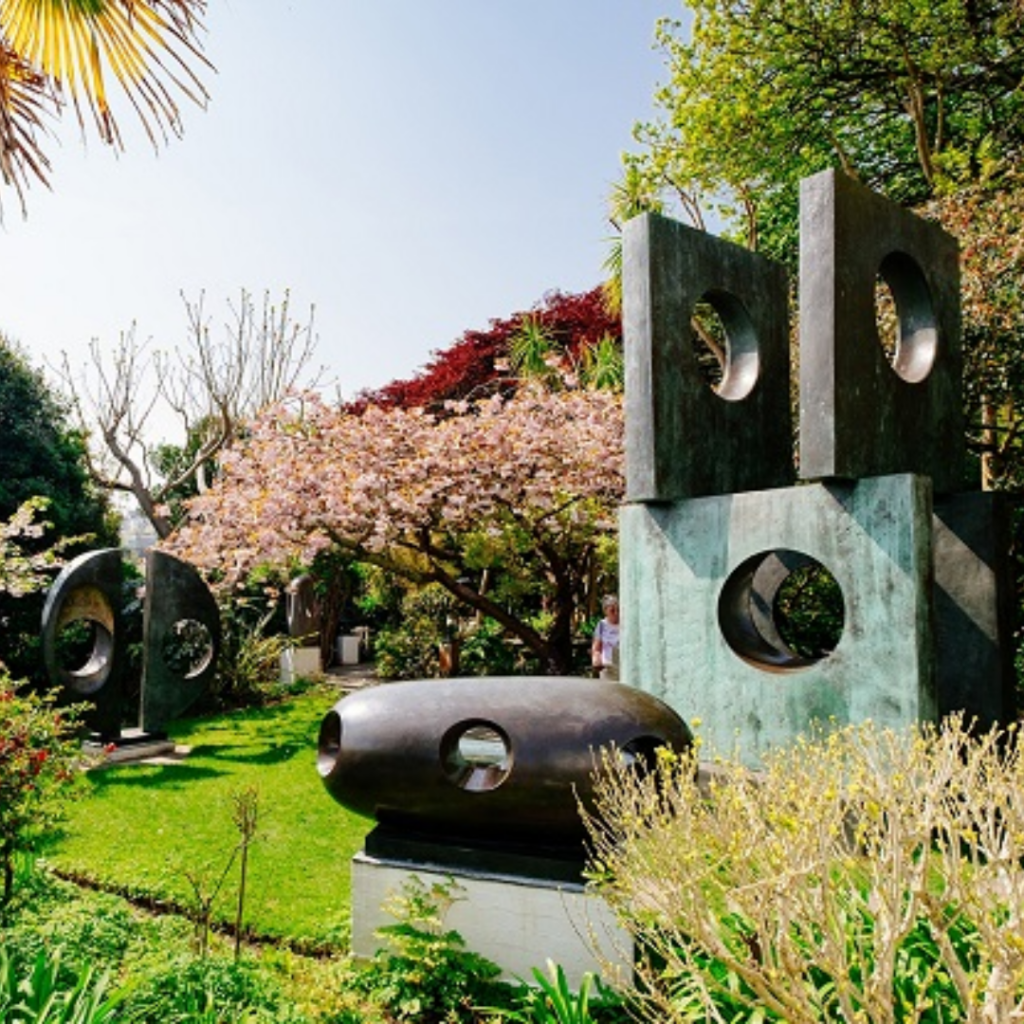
[591,595,620,680]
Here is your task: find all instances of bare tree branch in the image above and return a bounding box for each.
[59,288,325,539]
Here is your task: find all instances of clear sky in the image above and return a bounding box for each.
[0,2,676,442]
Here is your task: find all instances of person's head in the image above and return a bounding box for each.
[602,594,619,621]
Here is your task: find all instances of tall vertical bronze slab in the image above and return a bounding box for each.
[623,212,793,501]
[799,169,966,492]
[932,492,1017,729]
[139,549,220,733]
[40,548,125,741]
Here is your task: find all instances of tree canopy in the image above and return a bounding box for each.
[168,387,624,673]
[622,0,1024,258]
[349,287,621,413]
[0,337,113,544]
[0,337,116,680]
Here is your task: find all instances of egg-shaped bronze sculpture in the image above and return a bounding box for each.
[318,676,692,847]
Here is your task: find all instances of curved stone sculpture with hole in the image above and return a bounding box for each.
[41,547,220,741]
[140,548,221,733]
[318,676,693,853]
[41,548,127,741]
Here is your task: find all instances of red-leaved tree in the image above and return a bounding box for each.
[167,387,625,673]
[348,287,621,413]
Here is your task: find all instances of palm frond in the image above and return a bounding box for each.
[0,37,54,212]
[1,0,211,149]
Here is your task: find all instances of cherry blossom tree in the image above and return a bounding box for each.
[167,387,625,673]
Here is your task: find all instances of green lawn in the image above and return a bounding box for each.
[44,685,370,949]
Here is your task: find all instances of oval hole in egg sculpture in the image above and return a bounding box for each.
[441,720,513,792]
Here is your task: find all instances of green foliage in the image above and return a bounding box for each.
[0,339,113,545]
[773,562,845,660]
[354,875,510,1022]
[502,962,626,1024]
[578,334,623,393]
[457,618,522,677]
[510,316,561,386]
[2,873,138,985]
[149,421,220,533]
[0,947,122,1024]
[373,582,562,678]
[118,953,305,1024]
[586,718,1024,1022]
[0,338,115,682]
[623,0,1024,255]
[212,578,293,709]
[1,870,317,1024]
[373,583,459,680]
[0,674,88,909]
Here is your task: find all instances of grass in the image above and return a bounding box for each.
[43,684,369,949]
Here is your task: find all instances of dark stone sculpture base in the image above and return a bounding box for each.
[83,728,176,765]
[365,824,586,885]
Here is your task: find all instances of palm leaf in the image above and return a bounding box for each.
[0,37,53,209]
[0,0,210,149]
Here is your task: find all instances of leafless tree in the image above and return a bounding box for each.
[61,288,324,539]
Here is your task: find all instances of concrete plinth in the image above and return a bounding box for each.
[280,646,322,684]
[350,853,631,989]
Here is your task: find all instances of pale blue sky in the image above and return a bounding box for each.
[0,2,677,439]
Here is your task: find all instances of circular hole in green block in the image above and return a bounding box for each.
[719,549,845,670]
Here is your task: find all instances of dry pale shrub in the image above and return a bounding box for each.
[584,717,1024,1023]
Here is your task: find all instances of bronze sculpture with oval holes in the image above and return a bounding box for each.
[41,547,220,743]
[318,676,693,879]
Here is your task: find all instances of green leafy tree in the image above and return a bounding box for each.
[0,337,116,680]
[622,0,1023,258]
[616,1,1024,486]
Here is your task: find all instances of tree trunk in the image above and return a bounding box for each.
[981,395,998,491]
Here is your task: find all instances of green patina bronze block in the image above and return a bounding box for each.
[623,212,793,501]
[799,169,967,492]
[620,473,936,763]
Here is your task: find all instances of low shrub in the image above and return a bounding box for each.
[117,952,308,1024]
[351,875,514,1022]
[2,873,137,985]
[585,716,1024,1022]
[373,584,457,680]
[0,673,88,909]
[0,946,123,1024]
